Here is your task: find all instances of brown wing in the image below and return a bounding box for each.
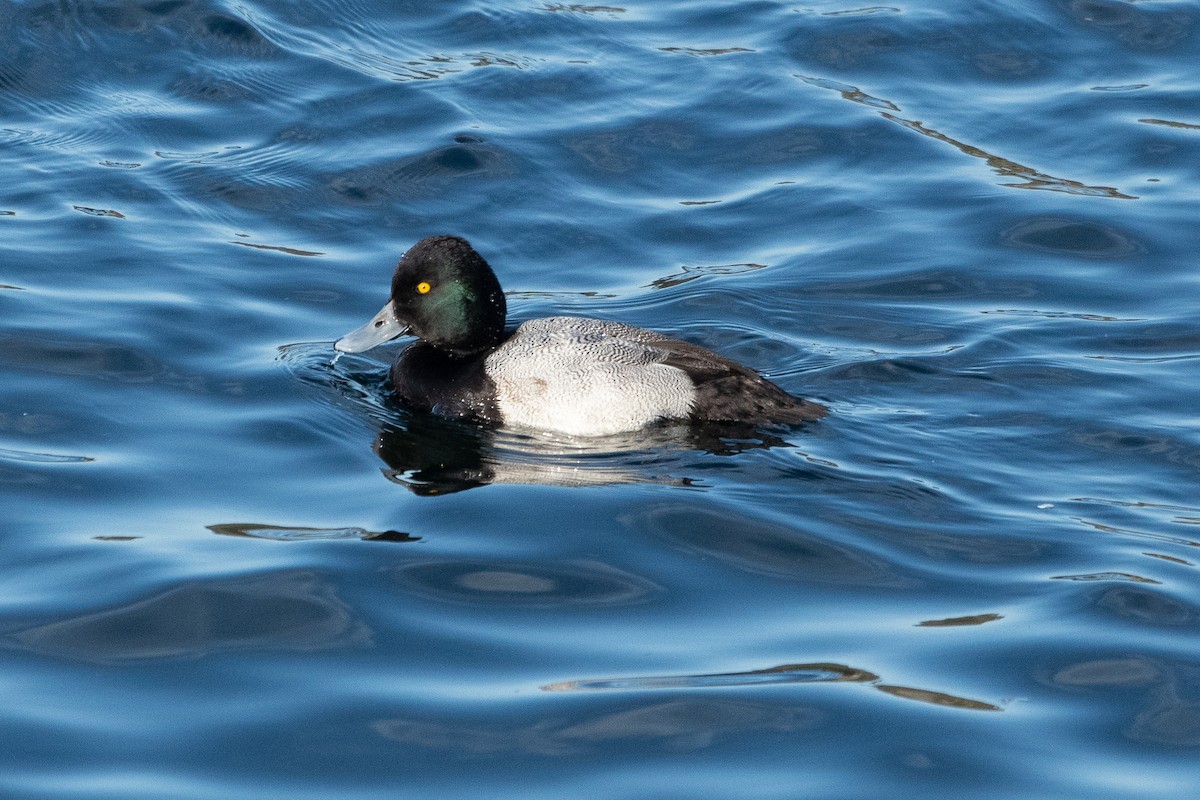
[652,337,827,424]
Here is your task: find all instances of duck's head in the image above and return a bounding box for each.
[335,235,507,357]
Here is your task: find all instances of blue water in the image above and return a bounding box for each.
[3,0,1199,796]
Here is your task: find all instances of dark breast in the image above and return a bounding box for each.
[389,343,501,423]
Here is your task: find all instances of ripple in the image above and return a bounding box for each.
[71,205,125,219]
[198,11,277,56]
[4,571,370,663]
[916,613,1004,627]
[981,309,1143,322]
[1095,585,1196,626]
[207,522,418,543]
[1067,0,1194,51]
[541,4,628,16]
[228,239,324,257]
[648,261,767,289]
[544,661,1000,711]
[391,558,661,608]
[1140,118,1200,132]
[1053,572,1161,585]
[545,662,880,691]
[874,685,1000,712]
[658,47,753,58]
[250,4,547,84]
[277,341,398,433]
[1130,702,1200,747]
[1,125,120,156]
[0,447,94,464]
[1047,655,1200,748]
[1053,657,1160,688]
[1001,217,1143,258]
[325,136,516,205]
[373,698,821,755]
[795,74,1135,197]
[971,50,1042,78]
[0,334,169,384]
[1071,516,1200,550]
[639,503,912,587]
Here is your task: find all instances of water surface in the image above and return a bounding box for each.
[2,1,1199,797]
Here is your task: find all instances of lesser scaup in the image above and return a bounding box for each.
[336,235,826,436]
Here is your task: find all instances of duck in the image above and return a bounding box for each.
[335,235,826,437]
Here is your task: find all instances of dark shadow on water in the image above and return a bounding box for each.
[372,410,806,495]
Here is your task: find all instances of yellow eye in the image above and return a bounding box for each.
[416,281,431,294]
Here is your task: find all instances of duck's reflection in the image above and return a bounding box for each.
[371,410,802,495]
[373,414,495,495]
